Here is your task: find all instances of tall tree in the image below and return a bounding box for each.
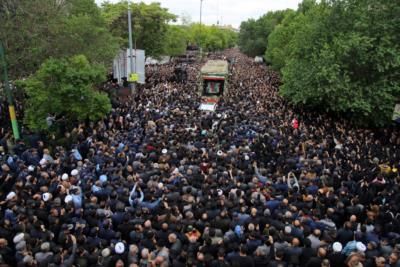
[53,0,120,65]
[100,1,176,57]
[0,0,66,78]
[163,25,188,56]
[279,0,400,126]
[238,10,289,57]
[264,10,301,71]
[17,55,111,131]
[0,0,119,79]
[186,23,237,53]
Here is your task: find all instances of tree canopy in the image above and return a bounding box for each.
[185,24,237,53]
[1,0,238,133]
[0,0,119,79]
[100,1,237,57]
[239,0,400,126]
[163,25,189,57]
[17,55,111,131]
[279,0,400,126]
[238,10,289,57]
[100,1,177,57]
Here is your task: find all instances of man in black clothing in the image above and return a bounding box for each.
[285,237,303,267]
[254,246,269,267]
[231,244,255,267]
[300,238,317,266]
[306,247,327,267]
[268,249,288,267]
[336,222,354,246]
[211,249,229,267]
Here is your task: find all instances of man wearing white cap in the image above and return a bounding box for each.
[42,192,52,202]
[6,191,17,201]
[328,242,346,267]
[356,242,366,253]
[71,169,79,176]
[39,158,47,166]
[333,242,343,253]
[61,173,69,181]
[343,237,367,256]
[13,233,25,244]
[65,195,73,204]
[115,242,125,255]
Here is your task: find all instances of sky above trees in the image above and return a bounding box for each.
[95,0,303,28]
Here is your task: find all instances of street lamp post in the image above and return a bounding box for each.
[199,0,204,56]
[0,42,20,140]
[128,1,136,94]
[200,0,203,26]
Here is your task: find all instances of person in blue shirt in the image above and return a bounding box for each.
[253,162,270,185]
[129,182,144,207]
[129,182,162,211]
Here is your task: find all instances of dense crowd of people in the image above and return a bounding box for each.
[0,49,400,267]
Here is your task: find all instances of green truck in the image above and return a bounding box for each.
[198,60,229,111]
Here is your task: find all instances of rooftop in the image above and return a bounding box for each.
[201,60,229,75]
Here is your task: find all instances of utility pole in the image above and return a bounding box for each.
[199,0,204,56]
[128,0,136,94]
[0,42,20,140]
[200,0,203,27]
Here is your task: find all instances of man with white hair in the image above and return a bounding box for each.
[128,244,139,265]
[168,233,182,257]
[140,248,151,266]
[35,242,53,265]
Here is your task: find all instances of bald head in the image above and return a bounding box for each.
[292,238,300,246]
[0,238,8,248]
[129,244,138,254]
[144,220,152,228]
[314,229,321,237]
[318,247,327,258]
[155,255,165,264]
[141,248,149,258]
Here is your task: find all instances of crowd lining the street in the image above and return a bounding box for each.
[0,49,400,267]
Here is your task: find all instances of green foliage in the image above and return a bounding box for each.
[185,23,237,53]
[0,0,63,78]
[100,1,237,56]
[100,1,177,57]
[240,0,399,125]
[265,10,302,71]
[276,0,400,126]
[55,0,120,65]
[17,55,111,131]
[163,25,188,56]
[0,0,119,79]
[238,10,289,57]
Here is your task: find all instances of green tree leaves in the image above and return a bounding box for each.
[240,0,400,126]
[17,55,111,131]
[1,0,237,133]
[0,0,119,79]
[186,24,237,53]
[100,1,237,57]
[238,10,289,57]
[163,25,189,57]
[265,10,302,71]
[100,1,177,57]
